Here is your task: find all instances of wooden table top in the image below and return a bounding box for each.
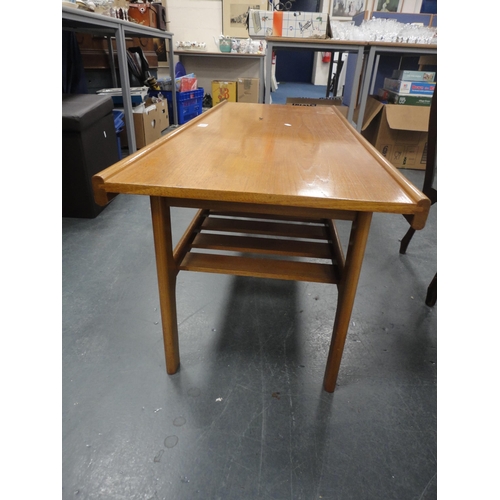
[93,102,430,228]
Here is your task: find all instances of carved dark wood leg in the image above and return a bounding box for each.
[399,227,416,254]
[425,273,437,307]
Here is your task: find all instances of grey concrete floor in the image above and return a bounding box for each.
[62,165,436,499]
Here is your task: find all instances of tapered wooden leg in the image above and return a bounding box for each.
[323,212,373,392]
[150,196,180,374]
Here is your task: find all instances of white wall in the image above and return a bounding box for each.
[167,0,223,53]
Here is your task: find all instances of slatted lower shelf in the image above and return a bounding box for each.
[175,210,344,284]
[191,233,333,259]
[180,252,337,283]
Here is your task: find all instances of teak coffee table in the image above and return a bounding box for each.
[93,102,430,392]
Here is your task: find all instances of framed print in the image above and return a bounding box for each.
[374,0,404,12]
[223,1,268,38]
[153,38,168,67]
[331,0,368,19]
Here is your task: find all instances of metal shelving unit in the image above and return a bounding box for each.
[174,50,266,103]
[62,6,177,153]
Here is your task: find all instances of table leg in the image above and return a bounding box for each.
[150,197,180,374]
[323,212,372,392]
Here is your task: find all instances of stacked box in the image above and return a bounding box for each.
[378,89,432,107]
[279,11,331,38]
[237,78,259,103]
[212,80,237,105]
[379,70,436,107]
[248,10,274,37]
[359,96,430,170]
[383,78,435,95]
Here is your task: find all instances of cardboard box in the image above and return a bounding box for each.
[278,11,332,38]
[156,98,169,131]
[248,10,274,37]
[132,103,162,150]
[211,80,237,105]
[358,96,430,170]
[383,78,436,95]
[120,98,169,150]
[286,97,348,118]
[248,9,331,39]
[237,78,260,103]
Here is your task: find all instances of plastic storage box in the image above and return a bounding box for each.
[150,88,204,125]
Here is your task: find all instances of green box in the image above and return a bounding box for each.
[379,89,432,107]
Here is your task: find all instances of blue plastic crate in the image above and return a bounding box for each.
[149,88,204,125]
[112,110,124,133]
[112,110,124,159]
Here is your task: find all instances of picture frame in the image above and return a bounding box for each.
[222,0,268,38]
[330,0,369,19]
[374,0,404,13]
[153,37,168,67]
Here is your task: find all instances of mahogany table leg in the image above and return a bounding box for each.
[150,196,180,374]
[323,212,373,393]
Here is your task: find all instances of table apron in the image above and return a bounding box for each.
[164,197,357,222]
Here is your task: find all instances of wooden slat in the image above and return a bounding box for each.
[201,217,328,240]
[180,252,338,284]
[192,232,333,259]
[208,211,324,224]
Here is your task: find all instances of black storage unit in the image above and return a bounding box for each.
[62,94,119,218]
